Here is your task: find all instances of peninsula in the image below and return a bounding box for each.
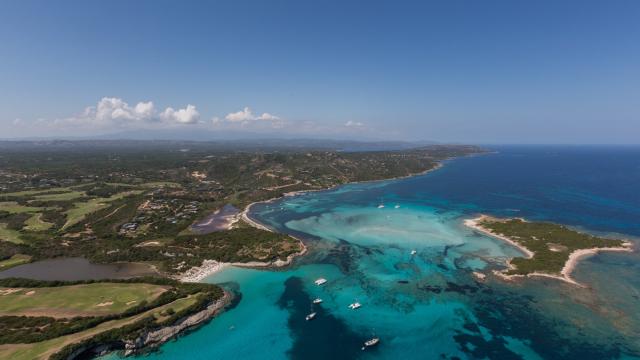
[0,140,484,359]
[465,215,634,286]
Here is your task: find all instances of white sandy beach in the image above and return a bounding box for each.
[178,205,307,282]
[178,260,228,283]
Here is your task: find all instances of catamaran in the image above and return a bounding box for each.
[312,298,323,304]
[314,278,327,285]
[348,302,361,309]
[305,312,317,321]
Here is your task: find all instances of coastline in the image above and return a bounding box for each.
[176,208,308,282]
[464,215,634,286]
[62,290,234,359]
[177,260,228,283]
[464,215,534,258]
[122,290,232,356]
[178,158,463,283]
[240,161,447,230]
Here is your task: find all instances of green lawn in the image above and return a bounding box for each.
[24,213,54,231]
[0,254,31,270]
[0,202,43,214]
[0,295,195,360]
[62,190,144,230]
[0,282,168,317]
[33,191,85,202]
[104,181,182,189]
[0,223,23,243]
[140,181,183,188]
[0,188,71,198]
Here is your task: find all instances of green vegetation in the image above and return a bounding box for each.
[478,218,627,276]
[33,190,85,202]
[0,223,24,244]
[0,282,169,317]
[62,190,143,230]
[0,142,482,276]
[0,254,31,269]
[0,277,224,359]
[24,214,53,231]
[0,202,43,214]
[105,227,304,273]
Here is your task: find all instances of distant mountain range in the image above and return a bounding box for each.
[0,137,439,152]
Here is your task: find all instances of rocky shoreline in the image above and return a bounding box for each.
[123,291,232,356]
[65,291,232,360]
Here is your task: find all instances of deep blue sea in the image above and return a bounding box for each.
[106,146,640,360]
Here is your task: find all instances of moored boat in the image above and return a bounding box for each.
[362,337,380,350]
[312,298,323,304]
[314,278,327,285]
[305,312,317,321]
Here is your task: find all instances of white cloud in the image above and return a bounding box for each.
[225,107,280,122]
[92,97,156,123]
[212,107,283,129]
[59,97,200,128]
[344,120,364,128]
[160,104,200,124]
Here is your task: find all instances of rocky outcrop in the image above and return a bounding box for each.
[123,292,230,356]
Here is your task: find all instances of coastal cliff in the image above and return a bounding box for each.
[122,291,231,356]
[53,291,231,360]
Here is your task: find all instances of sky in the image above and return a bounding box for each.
[0,0,639,144]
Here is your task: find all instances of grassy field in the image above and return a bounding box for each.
[0,283,169,318]
[0,188,74,198]
[33,191,85,202]
[62,199,109,230]
[0,254,31,269]
[0,201,43,214]
[0,295,197,360]
[0,223,24,243]
[24,213,54,231]
[105,181,182,189]
[62,190,144,230]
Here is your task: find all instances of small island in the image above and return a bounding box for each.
[466,215,634,286]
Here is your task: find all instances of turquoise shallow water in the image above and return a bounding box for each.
[106,146,640,360]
